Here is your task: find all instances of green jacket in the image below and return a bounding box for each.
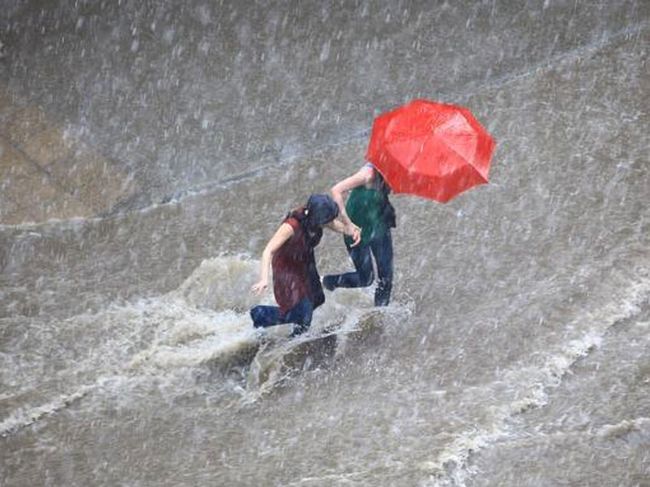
[344,186,393,247]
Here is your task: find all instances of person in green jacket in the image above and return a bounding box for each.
[322,163,396,306]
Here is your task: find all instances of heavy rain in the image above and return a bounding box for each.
[1,1,649,486]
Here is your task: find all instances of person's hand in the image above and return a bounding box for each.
[347,224,362,247]
[251,278,269,295]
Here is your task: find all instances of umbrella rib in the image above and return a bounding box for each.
[437,134,487,182]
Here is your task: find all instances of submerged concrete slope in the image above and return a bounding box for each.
[0,2,649,486]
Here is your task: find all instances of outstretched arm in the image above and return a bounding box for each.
[330,165,374,228]
[251,223,294,295]
[325,218,361,247]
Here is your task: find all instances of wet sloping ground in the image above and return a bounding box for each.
[1,1,649,486]
[2,1,648,210]
[0,86,136,224]
[466,307,650,487]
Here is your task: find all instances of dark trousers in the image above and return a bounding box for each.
[250,298,313,336]
[323,231,393,306]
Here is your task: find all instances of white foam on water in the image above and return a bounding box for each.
[1,256,259,435]
[0,385,94,437]
[242,303,371,400]
[596,416,650,439]
[0,374,168,437]
[419,272,650,487]
[127,305,252,369]
[115,255,274,373]
[129,257,381,374]
[1,255,391,435]
[171,254,262,311]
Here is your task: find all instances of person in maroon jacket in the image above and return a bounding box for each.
[251,194,360,336]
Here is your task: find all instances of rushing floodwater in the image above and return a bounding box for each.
[1,1,649,486]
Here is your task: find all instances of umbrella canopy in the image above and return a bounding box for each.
[366,99,496,202]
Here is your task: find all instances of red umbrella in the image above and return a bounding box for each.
[366,99,495,202]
